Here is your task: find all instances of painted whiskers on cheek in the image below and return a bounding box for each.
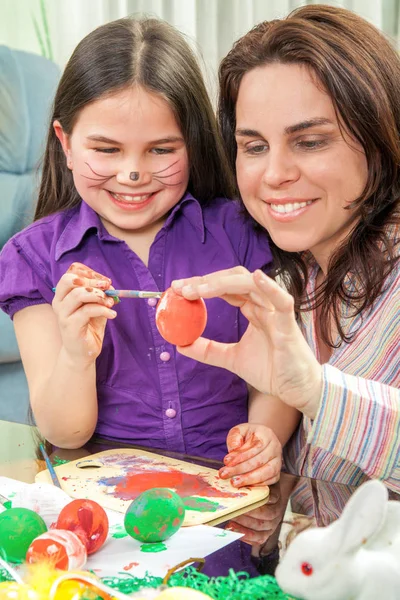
[152,159,183,186]
[81,162,114,188]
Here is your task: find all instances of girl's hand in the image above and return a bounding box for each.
[225,484,285,545]
[172,267,323,419]
[219,423,282,487]
[52,262,118,364]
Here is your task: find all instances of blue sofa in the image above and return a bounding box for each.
[0,46,59,423]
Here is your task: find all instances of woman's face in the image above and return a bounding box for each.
[235,63,368,270]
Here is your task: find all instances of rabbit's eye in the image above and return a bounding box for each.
[301,562,313,576]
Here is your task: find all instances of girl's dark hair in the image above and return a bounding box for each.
[218,4,400,346]
[35,17,235,220]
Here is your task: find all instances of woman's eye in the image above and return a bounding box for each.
[245,144,268,155]
[296,139,327,150]
[94,148,119,154]
[152,148,174,155]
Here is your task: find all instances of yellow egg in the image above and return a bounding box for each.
[156,588,213,600]
[0,582,40,600]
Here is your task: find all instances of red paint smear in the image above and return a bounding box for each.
[105,469,243,501]
[123,561,139,571]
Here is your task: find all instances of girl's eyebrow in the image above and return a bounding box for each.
[235,118,334,139]
[86,135,185,145]
[87,135,121,144]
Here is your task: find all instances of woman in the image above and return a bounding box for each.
[172,5,400,492]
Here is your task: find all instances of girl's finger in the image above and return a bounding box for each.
[67,304,117,329]
[54,273,110,302]
[225,521,272,545]
[58,287,115,320]
[224,436,265,467]
[225,424,248,452]
[220,444,275,479]
[66,262,112,283]
[229,457,282,487]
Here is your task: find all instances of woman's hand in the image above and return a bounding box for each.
[52,262,118,364]
[220,423,282,487]
[172,267,323,418]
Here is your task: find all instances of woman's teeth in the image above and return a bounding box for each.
[110,192,151,203]
[270,200,313,214]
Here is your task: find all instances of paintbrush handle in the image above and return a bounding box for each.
[105,290,162,298]
[51,287,161,299]
[39,443,62,488]
[0,493,11,508]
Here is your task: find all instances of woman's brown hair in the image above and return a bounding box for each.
[218,4,400,346]
[35,17,234,221]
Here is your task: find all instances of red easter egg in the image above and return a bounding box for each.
[56,499,109,555]
[156,287,207,346]
[26,529,87,570]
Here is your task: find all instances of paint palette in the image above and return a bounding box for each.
[35,449,269,526]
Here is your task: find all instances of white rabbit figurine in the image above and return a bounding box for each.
[275,480,400,600]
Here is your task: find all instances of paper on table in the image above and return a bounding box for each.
[0,477,243,577]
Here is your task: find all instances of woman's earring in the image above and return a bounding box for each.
[130,171,140,181]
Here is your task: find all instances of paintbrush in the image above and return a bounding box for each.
[0,492,11,509]
[52,287,162,299]
[39,443,62,488]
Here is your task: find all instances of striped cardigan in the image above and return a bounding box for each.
[283,249,400,493]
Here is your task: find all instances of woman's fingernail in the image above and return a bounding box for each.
[95,280,109,289]
[182,285,194,295]
[232,477,241,486]
[197,284,209,294]
[219,469,228,478]
[224,454,233,464]
[172,279,184,290]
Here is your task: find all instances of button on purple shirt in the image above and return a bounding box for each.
[0,194,272,460]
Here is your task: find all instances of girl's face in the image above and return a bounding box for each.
[235,63,369,271]
[54,85,189,237]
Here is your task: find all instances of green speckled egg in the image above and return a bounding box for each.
[0,507,47,563]
[124,488,185,543]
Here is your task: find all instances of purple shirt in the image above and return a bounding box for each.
[0,194,272,460]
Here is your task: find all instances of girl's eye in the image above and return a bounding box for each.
[94,148,119,154]
[301,562,313,576]
[152,148,174,155]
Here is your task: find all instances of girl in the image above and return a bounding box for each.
[0,17,299,484]
[173,6,400,492]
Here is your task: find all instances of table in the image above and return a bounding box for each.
[0,420,398,581]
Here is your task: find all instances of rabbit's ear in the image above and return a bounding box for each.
[329,480,388,554]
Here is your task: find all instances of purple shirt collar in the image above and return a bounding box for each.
[55,192,205,261]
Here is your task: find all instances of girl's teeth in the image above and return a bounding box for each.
[270,200,313,214]
[111,193,150,203]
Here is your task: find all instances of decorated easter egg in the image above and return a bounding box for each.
[0,507,47,563]
[26,529,87,570]
[56,498,109,554]
[156,588,213,599]
[124,488,185,543]
[0,582,39,599]
[155,287,207,346]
